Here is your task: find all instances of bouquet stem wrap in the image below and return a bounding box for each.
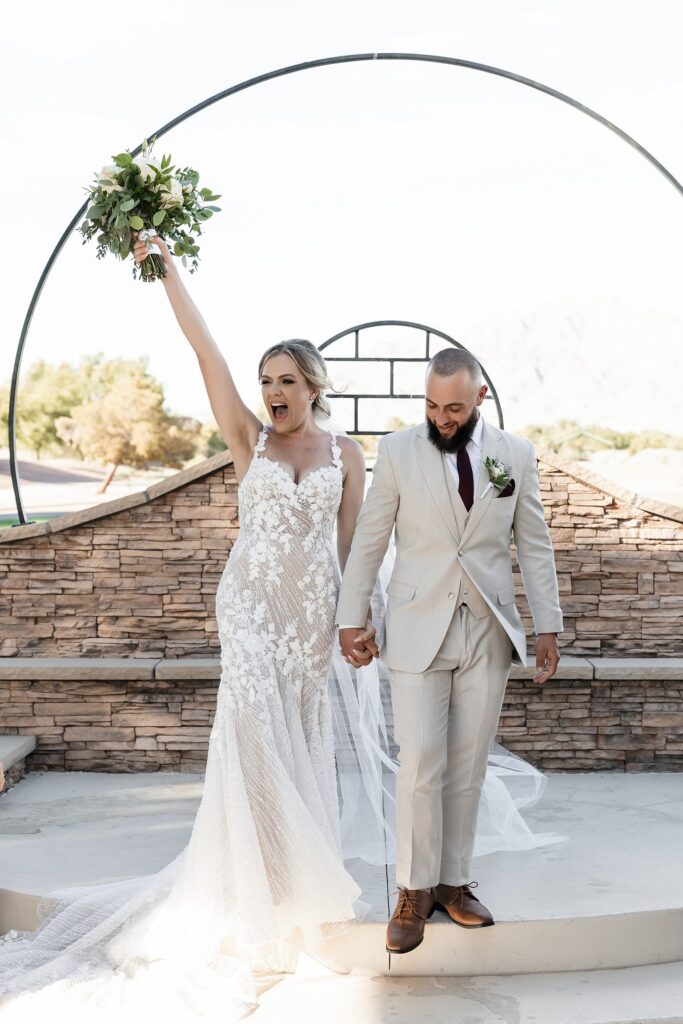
[138,230,166,283]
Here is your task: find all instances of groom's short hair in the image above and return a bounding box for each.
[428,347,484,387]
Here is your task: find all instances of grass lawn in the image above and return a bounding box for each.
[0,515,55,529]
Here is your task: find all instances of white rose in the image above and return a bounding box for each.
[134,158,160,182]
[97,164,123,192]
[158,178,184,209]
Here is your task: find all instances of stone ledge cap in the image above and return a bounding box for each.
[0,449,236,544]
[155,659,222,680]
[0,735,36,769]
[587,657,683,680]
[509,656,593,680]
[0,658,159,681]
[2,655,682,682]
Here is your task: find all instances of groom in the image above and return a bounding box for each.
[336,347,563,955]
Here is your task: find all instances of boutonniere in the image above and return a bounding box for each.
[481,456,515,498]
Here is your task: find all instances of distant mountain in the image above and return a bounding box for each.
[463,298,683,434]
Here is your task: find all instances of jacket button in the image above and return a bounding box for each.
[448,592,455,599]
[458,549,464,556]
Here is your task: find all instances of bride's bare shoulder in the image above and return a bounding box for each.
[335,433,363,455]
[334,434,366,480]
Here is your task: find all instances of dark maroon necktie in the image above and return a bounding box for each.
[456,447,474,511]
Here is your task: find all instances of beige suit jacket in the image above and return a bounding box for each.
[335,420,563,672]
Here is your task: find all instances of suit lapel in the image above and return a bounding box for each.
[415,425,461,544]
[459,419,506,546]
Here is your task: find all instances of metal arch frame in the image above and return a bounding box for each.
[8,51,683,524]
[319,319,505,439]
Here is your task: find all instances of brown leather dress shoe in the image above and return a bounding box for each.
[434,881,494,928]
[386,887,435,953]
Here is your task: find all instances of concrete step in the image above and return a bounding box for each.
[1,770,682,980]
[251,953,683,1024]
[319,906,683,976]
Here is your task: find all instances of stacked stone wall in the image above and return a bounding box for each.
[1,450,681,659]
[1,448,681,774]
[1,657,681,773]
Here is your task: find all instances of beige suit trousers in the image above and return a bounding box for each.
[390,602,514,889]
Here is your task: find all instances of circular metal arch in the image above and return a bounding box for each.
[319,319,505,438]
[8,52,683,523]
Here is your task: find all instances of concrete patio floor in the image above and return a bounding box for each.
[1,769,682,1021]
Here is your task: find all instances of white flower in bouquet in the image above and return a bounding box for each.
[79,138,221,282]
[158,178,184,208]
[97,164,124,192]
[135,158,160,182]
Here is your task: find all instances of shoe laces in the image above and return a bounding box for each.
[392,887,431,921]
[452,880,479,906]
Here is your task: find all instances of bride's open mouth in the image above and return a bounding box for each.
[271,402,288,421]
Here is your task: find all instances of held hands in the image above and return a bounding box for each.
[533,632,560,684]
[339,619,379,669]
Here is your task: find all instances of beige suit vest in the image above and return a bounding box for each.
[441,456,490,619]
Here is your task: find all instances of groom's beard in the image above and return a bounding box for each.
[426,408,479,454]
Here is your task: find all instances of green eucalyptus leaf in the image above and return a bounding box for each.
[120,198,137,212]
[113,152,133,167]
[128,215,144,230]
[152,209,167,226]
[173,241,184,256]
[87,205,104,220]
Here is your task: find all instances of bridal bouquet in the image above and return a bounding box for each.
[79,138,221,282]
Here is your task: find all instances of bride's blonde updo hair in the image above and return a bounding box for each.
[258,339,337,419]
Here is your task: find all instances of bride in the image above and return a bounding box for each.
[0,236,565,1021]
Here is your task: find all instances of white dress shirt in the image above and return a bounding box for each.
[443,412,484,495]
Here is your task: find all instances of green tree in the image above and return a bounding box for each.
[9,360,84,458]
[196,420,227,458]
[628,431,683,454]
[56,372,200,493]
[520,419,630,459]
[0,380,9,448]
[519,419,683,459]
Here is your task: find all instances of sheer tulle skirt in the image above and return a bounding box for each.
[0,662,365,1021]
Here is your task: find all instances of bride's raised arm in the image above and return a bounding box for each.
[133,233,262,476]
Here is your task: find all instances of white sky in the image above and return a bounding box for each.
[1,0,682,430]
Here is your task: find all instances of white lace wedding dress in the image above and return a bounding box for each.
[0,424,566,1022]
